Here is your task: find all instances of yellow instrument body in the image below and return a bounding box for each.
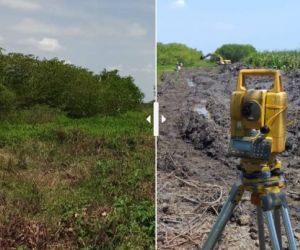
[230,69,287,153]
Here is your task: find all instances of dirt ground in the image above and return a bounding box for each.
[157,65,300,249]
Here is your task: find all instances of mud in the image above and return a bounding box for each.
[157,65,300,249]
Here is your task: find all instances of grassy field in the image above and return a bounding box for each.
[0,105,154,249]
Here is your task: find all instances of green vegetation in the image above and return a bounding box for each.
[157,43,214,84]
[215,44,257,63]
[214,45,300,71]
[244,50,300,71]
[157,42,203,66]
[158,41,300,79]
[0,49,154,249]
[0,106,154,249]
[0,49,144,118]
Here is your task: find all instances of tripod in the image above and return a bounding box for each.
[202,159,298,250]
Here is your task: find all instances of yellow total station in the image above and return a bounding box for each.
[202,70,298,250]
[230,69,287,158]
[229,69,287,193]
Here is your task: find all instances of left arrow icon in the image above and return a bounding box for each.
[146,115,151,123]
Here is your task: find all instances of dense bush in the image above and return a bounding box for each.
[0,50,144,117]
[0,84,16,116]
[99,70,144,114]
[157,42,203,66]
[244,50,300,71]
[215,44,257,63]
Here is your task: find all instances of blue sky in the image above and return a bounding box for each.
[158,0,300,54]
[0,0,155,101]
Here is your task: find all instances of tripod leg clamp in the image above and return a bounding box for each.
[261,192,287,211]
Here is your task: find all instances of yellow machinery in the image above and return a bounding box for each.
[202,53,231,65]
[202,69,298,250]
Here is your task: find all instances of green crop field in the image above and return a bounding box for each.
[244,50,300,71]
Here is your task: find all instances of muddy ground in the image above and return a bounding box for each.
[157,65,300,249]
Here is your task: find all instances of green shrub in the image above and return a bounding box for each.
[99,70,144,115]
[215,44,257,62]
[63,75,103,117]
[157,42,203,66]
[0,84,16,117]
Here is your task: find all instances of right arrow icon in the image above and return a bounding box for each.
[161,115,166,123]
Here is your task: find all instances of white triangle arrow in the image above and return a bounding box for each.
[161,115,166,123]
[146,115,151,123]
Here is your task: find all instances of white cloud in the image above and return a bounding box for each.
[0,0,41,11]
[0,35,4,42]
[14,18,57,35]
[173,0,186,8]
[38,38,62,52]
[63,60,72,65]
[94,19,147,38]
[20,37,62,52]
[14,18,86,37]
[14,18,147,40]
[128,23,147,37]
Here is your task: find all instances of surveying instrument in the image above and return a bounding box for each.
[202,69,298,250]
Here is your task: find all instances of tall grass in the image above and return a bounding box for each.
[0,106,155,249]
[244,50,300,71]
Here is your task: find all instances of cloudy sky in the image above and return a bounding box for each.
[158,0,300,53]
[0,0,155,101]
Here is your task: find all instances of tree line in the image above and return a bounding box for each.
[157,42,257,66]
[0,49,144,118]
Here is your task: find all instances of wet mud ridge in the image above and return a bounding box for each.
[157,65,300,249]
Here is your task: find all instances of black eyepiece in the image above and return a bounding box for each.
[242,102,252,117]
[241,101,261,121]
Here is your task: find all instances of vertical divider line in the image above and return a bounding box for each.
[154,0,158,249]
[153,102,159,136]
